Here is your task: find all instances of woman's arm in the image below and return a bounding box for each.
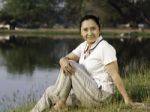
[59,53,79,75]
[105,61,133,105]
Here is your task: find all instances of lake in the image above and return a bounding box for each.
[0,35,149,111]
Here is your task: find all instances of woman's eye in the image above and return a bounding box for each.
[83,28,88,32]
[91,27,96,31]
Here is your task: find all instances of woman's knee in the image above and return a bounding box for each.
[45,86,54,96]
[69,60,83,71]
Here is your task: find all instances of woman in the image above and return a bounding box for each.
[31,15,134,112]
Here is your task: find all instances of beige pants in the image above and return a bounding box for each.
[31,61,112,112]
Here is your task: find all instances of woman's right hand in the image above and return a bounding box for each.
[59,57,75,75]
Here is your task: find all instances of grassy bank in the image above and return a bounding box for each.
[5,69,150,112]
[0,28,150,38]
[0,29,80,38]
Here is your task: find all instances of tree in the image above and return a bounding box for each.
[106,0,150,27]
[0,0,59,27]
[64,0,121,27]
[0,0,150,28]
[57,0,83,27]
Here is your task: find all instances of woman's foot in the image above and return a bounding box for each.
[53,99,67,111]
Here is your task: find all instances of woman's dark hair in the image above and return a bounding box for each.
[79,15,101,30]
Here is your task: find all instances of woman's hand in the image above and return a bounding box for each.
[59,57,75,75]
[124,99,147,109]
[124,98,133,106]
[131,102,147,109]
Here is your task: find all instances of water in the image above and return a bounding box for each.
[0,35,149,111]
[0,67,59,110]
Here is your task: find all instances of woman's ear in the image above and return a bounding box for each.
[99,29,101,36]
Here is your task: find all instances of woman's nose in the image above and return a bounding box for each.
[87,30,92,35]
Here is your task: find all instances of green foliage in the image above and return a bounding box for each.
[106,0,150,26]
[0,0,150,28]
[1,0,59,26]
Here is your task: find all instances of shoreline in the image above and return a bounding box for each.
[0,28,150,38]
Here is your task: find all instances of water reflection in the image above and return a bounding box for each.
[1,35,149,75]
[0,35,150,75]
[0,36,82,75]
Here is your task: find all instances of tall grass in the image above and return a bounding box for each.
[4,67,150,112]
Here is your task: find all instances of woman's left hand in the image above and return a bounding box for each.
[125,101,147,109]
[124,98,133,106]
[131,102,146,107]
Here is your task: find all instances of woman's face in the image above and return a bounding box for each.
[80,19,100,45]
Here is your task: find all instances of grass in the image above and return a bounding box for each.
[4,68,150,112]
[0,28,80,38]
[0,28,150,38]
